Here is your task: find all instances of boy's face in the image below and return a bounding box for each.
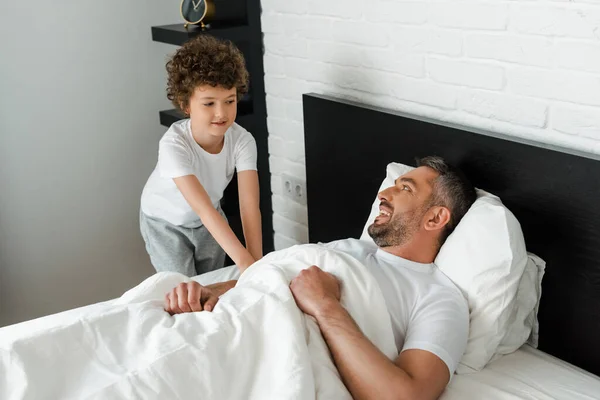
[186,85,237,138]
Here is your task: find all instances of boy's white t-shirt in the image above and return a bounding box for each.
[325,238,469,376]
[141,119,257,228]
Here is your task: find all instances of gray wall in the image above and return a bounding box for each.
[0,1,182,326]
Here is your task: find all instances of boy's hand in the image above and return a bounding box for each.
[164,280,235,314]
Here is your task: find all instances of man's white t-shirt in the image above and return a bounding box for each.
[325,238,469,376]
[140,119,257,228]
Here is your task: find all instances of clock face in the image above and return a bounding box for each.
[181,0,207,24]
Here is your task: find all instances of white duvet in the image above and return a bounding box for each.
[0,244,398,400]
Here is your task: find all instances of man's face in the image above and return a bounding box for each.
[368,166,439,247]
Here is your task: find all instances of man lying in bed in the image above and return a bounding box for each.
[165,156,477,400]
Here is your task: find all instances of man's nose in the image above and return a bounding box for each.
[378,187,393,202]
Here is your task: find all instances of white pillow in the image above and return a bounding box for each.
[496,252,545,355]
[360,162,534,373]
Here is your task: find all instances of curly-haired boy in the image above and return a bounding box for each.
[140,35,262,280]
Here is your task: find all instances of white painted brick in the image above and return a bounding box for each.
[329,66,393,95]
[554,41,600,74]
[313,87,366,106]
[281,15,332,40]
[266,95,286,119]
[513,5,600,38]
[285,58,331,82]
[552,0,600,4]
[268,135,305,163]
[509,68,600,107]
[357,92,455,122]
[308,41,362,67]
[325,74,457,110]
[430,3,508,30]
[262,0,306,15]
[306,81,338,97]
[458,90,548,128]
[269,156,306,180]
[466,34,553,67]
[261,13,282,34]
[392,27,462,56]
[285,100,304,123]
[365,1,427,25]
[264,76,288,98]
[266,117,304,142]
[272,194,309,226]
[274,233,301,251]
[361,49,425,78]
[553,105,600,140]
[263,34,308,58]
[332,21,389,47]
[273,214,309,243]
[428,58,505,90]
[261,0,600,243]
[263,54,285,76]
[389,78,457,109]
[307,0,363,19]
[285,78,312,101]
[264,75,311,100]
[267,135,285,158]
[270,174,282,196]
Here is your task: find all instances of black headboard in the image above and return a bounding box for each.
[303,93,600,377]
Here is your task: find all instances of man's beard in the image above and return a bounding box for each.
[367,207,424,247]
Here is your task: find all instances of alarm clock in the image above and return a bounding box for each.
[180,0,247,29]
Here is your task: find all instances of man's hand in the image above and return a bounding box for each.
[164,280,236,315]
[289,265,341,318]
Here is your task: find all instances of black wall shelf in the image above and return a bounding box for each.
[151,0,273,256]
[151,23,251,46]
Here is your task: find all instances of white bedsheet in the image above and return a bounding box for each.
[3,246,600,400]
[0,244,397,400]
[442,344,600,400]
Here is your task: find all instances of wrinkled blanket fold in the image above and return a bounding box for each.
[0,244,397,400]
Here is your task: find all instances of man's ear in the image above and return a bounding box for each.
[424,206,451,232]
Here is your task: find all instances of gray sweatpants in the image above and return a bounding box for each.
[139,210,227,276]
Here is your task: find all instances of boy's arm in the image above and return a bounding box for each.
[174,175,255,272]
[237,170,263,261]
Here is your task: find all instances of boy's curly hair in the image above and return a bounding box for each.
[166,35,249,114]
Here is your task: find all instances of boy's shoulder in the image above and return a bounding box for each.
[166,118,190,137]
[228,122,256,147]
[229,122,253,139]
[160,119,191,145]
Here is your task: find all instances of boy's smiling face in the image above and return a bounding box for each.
[185,85,237,139]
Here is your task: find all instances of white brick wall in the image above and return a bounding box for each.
[261,0,600,249]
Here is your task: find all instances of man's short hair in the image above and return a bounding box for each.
[417,156,476,244]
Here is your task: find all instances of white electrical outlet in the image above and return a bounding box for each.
[281,174,307,205]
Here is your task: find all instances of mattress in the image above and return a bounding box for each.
[442,345,600,400]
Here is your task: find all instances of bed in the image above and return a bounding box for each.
[303,93,600,399]
[2,94,600,399]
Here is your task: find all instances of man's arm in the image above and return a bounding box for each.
[290,266,449,400]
